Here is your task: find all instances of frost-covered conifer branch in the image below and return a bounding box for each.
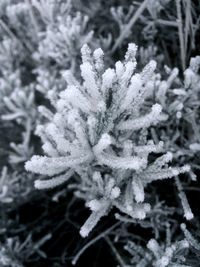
[34,10,93,70]
[2,85,37,164]
[123,223,190,267]
[0,166,33,204]
[0,1,199,266]
[155,56,200,157]
[26,43,190,238]
[146,237,189,267]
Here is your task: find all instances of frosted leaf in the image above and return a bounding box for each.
[101,68,116,95]
[184,69,195,88]
[189,56,200,73]
[125,43,138,63]
[25,154,93,176]
[142,165,190,183]
[80,201,110,237]
[120,74,142,112]
[117,104,163,131]
[120,61,136,88]
[141,60,157,83]
[175,177,194,220]
[97,153,147,170]
[134,141,164,154]
[179,192,194,220]
[81,44,92,63]
[35,170,73,190]
[60,86,94,114]
[80,62,101,102]
[115,61,124,79]
[87,115,98,145]
[167,68,179,85]
[147,239,161,258]
[132,176,144,203]
[93,48,104,72]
